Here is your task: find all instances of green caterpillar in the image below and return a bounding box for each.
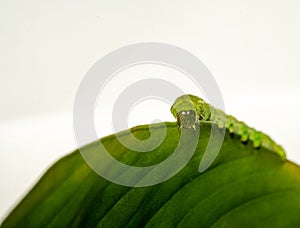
[170,94,286,161]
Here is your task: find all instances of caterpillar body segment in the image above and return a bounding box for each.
[171,94,286,161]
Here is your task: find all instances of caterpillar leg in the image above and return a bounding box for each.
[249,129,262,148]
[225,115,237,134]
[231,121,249,143]
[239,123,249,142]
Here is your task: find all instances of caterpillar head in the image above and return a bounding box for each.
[171,94,211,128]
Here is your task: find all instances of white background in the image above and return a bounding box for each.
[1,0,300,222]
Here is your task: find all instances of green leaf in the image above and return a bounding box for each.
[2,122,300,227]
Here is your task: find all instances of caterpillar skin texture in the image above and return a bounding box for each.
[170,94,286,161]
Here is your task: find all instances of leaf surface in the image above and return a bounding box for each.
[2,122,300,227]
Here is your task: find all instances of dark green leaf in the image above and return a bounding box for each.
[2,122,300,227]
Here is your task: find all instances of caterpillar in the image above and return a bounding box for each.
[170,94,286,161]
